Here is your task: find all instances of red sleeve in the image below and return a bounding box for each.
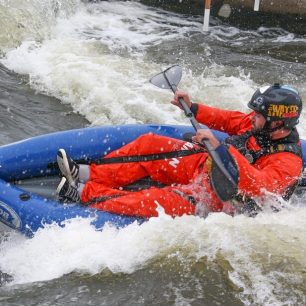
[228,146,302,197]
[195,104,253,135]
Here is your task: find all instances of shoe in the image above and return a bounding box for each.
[56,177,80,203]
[57,148,79,186]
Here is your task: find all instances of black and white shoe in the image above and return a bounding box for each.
[56,177,80,203]
[57,148,79,186]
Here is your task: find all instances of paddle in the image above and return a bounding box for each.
[150,65,238,201]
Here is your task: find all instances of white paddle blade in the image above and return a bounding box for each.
[150,65,182,90]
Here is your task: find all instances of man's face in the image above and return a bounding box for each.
[251,112,266,132]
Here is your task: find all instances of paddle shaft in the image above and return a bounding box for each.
[178,96,236,183]
[163,71,236,186]
[164,71,220,154]
[177,97,215,152]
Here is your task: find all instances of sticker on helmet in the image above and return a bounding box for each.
[267,104,299,118]
[253,96,264,107]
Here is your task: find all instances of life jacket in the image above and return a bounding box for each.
[224,129,302,164]
[224,128,302,215]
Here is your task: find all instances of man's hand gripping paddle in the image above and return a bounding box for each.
[150,65,239,201]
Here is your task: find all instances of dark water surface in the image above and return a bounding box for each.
[0,256,244,305]
[0,64,88,145]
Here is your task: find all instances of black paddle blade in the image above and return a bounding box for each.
[150,65,182,90]
[211,163,238,201]
[210,145,239,202]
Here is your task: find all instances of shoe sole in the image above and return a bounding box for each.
[57,149,76,186]
[56,176,80,203]
[56,176,67,196]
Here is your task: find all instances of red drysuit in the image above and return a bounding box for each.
[81,104,303,217]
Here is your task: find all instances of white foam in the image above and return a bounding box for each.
[0,208,305,306]
[9,44,255,124]
[1,13,255,125]
[273,33,306,43]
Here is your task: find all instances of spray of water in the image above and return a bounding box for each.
[0,0,81,53]
[0,2,305,304]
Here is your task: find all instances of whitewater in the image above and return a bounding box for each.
[0,1,305,305]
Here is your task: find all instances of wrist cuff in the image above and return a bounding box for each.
[190,103,199,116]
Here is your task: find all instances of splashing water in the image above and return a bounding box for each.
[0,1,306,305]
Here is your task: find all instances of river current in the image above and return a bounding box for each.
[0,1,305,305]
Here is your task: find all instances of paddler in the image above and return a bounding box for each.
[56,84,303,217]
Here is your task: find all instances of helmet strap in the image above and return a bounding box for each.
[252,122,285,144]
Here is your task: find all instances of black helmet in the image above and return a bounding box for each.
[248,83,302,129]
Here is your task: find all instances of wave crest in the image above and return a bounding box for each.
[0,0,82,52]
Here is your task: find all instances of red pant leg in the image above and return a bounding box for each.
[81,181,196,218]
[90,133,207,187]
